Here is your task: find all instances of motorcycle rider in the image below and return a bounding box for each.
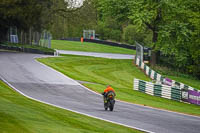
[102,85,116,106]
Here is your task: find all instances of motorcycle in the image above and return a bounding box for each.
[103,92,115,111]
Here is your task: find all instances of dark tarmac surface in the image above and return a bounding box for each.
[57,50,135,59]
[0,51,200,133]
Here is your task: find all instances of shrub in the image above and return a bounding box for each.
[122,24,152,45]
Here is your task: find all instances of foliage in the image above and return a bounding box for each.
[95,0,200,78]
[93,0,132,42]
[96,0,130,23]
[122,25,152,45]
[95,19,122,41]
[51,0,200,78]
[51,0,97,39]
[0,0,84,41]
[0,0,53,33]
[156,0,200,78]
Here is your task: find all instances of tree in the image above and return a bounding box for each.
[0,0,54,42]
[50,0,98,39]
[156,0,200,77]
[0,0,83,42]
[94,0,200,78]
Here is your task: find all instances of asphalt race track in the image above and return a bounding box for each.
[57,50,135,59]
[0,51,200,133]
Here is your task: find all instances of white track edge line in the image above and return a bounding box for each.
[0,76,153,133]
[77,82,200,119]
[35,57,200,118]
[35,57,200,119]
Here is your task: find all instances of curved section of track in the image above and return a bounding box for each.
[0,51,200,133]
[57,50,135,59]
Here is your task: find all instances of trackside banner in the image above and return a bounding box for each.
[182,90,200,105]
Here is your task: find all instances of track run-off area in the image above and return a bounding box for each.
[0,51,200,133]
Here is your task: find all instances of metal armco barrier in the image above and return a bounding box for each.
[83,39,136,50]
[134,57,200,105]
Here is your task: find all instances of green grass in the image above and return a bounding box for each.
[0,80,142,133]
[166,76,200,90]
[38,55,200,116]
[52,40,136,54]
[152,66,200,90]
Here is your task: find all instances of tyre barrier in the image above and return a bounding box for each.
[135,57,195,90]
[134,78,181,101]
[134,57,200,105]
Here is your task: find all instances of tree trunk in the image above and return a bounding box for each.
[150,50,157,66]
[152,31,158,46]
[29,28,32,45]
[150,30,158,66]
[20,30,23,44]
[25,32,27,44]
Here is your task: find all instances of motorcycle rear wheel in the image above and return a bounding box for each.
[109,105,113,111]
[109,100,115,111]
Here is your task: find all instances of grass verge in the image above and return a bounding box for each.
[0,80,142,133]
[152,66,200,90]
[38,55,200,116]
[52,40,136,54]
